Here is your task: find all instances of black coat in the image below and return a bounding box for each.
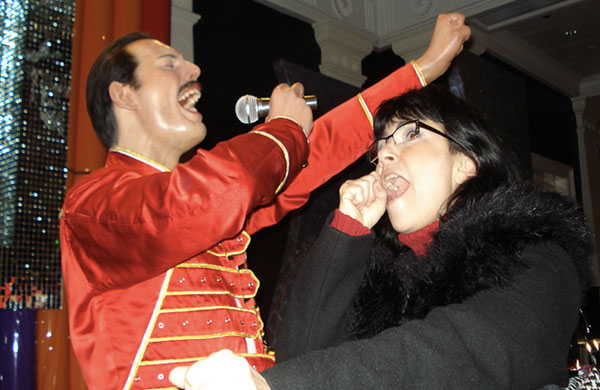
[263,183,592,389]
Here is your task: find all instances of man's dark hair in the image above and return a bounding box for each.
[86,32,154,148]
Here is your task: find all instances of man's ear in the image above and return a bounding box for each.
[108,81,137,110]
[454,153,477,186]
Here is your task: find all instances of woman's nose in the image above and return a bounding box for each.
[377,143,399,163]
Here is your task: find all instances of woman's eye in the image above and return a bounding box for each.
[405,129,419,141]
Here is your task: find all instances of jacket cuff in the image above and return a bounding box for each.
[331,209,371,236]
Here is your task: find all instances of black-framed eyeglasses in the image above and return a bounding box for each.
[367,119,467,164]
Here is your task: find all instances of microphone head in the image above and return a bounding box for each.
[235,94,259,124]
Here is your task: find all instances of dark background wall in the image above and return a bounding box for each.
[191,0,581,336]
[192,1,320,150]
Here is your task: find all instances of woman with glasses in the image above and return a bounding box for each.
[170,85,592,390]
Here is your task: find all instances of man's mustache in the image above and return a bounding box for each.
[178,80,202,95]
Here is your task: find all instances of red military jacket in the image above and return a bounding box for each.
[60,63,422,390]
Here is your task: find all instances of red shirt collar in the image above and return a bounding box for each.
[397,220,440,257]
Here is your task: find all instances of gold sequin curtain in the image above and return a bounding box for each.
[36,1,171,389]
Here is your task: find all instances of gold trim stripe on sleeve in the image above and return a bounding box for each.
[356,93,373,128]
[249,130,289,194]
[410,60,428,86]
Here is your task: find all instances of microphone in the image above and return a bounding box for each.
[235,94,318,124]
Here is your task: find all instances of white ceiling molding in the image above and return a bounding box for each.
[389,20,436,63]
[254,0,335,24]
[253,0,526,86]
[581,74,600,97]
[471,25,581,97]
[572,95,586,129]
[376,0,515,46]
[313,18,374,87]
[251,1,600,96]
[171,0,201,62]
[257,0,515,45]
[472,0,586,32]
[571,94,599,282]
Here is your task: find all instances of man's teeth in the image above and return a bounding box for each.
[178,89,201,111]
[185,104,197,112]
[178,89,201,103]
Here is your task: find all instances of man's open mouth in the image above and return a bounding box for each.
[178,81,202,112]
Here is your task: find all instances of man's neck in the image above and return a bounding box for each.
[114,120,185,170]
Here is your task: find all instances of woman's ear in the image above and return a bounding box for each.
[108,81,137,110]
[453,153,477,186]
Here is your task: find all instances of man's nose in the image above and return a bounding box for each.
[184,60,201,80]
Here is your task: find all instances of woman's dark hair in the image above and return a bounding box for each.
[86,32,154,148]
[372,85,523,241]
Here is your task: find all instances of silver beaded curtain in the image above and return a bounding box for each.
[0,0,74,310]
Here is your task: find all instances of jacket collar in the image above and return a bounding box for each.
[107,146,170,173]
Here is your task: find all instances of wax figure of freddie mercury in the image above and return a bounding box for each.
[60,14,470,390]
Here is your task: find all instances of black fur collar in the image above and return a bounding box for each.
[349,182,592,339]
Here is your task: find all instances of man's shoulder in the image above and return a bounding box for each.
[64,162,149,208]
[68,163,133,189]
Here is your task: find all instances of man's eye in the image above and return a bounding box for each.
[162,60,175,69]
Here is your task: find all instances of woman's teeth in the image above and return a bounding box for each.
[384,174,399,191]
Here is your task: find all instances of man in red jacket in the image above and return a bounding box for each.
[61,13,469,390]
